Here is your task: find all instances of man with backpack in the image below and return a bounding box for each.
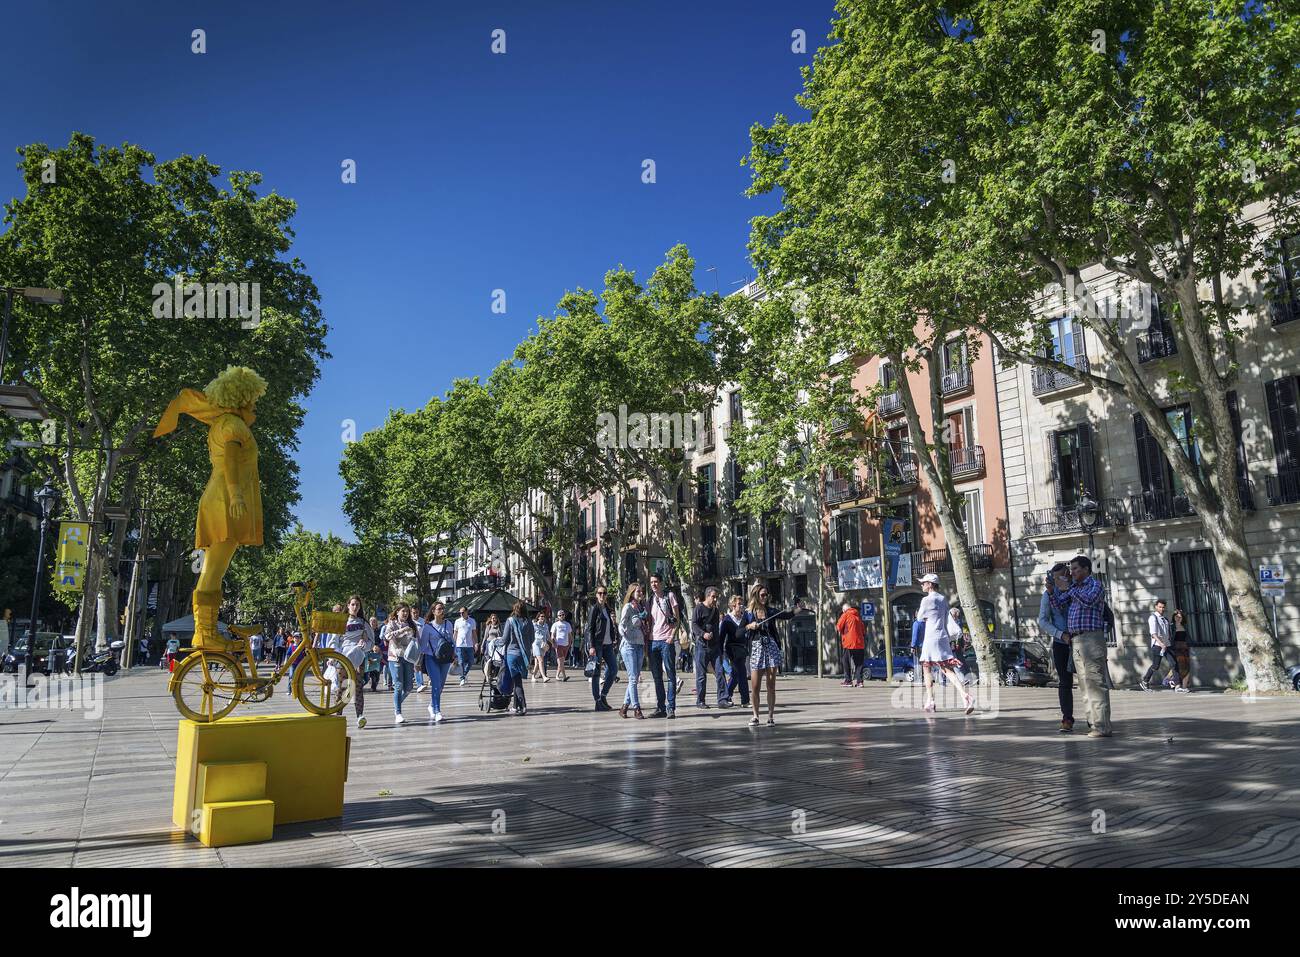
[647,573,682,718]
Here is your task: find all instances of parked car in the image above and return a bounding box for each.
[2,632,76,675]
[861,652,916,681]
[1288,664,1300,692]
[993,639,1052,686]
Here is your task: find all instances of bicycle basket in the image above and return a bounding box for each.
[310,610,349,634]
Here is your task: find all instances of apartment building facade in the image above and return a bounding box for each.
[521,281,831,670]
[996,202,1300,687]
[823,328,1015,659]
[1,453,41,538]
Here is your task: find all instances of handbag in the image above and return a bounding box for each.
[584,656,599,678]
[400,637,421,665]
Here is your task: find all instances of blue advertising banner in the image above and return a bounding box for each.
[882,517,906,589]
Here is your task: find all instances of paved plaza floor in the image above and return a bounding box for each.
[1,667,1297,867]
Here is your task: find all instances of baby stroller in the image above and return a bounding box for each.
[478,650,513,714]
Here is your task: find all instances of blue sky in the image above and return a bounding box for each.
[0,0,834,538]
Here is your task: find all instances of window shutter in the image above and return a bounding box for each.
[1227,391,1252,507]
[1049,432,1064,506]
[1269,237,1296,324]
[1070,318,1086,367]
[1076,422,1098,498]
[1133,413,1163,495]
[1266,377,1300,472]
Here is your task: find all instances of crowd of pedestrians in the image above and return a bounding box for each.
[209,577,809,729]
[184,551,1164,739]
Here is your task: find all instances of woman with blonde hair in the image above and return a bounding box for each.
[744,583,795,726]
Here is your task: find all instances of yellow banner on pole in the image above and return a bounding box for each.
[54,521,90,592]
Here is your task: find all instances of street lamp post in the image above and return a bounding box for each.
[23,480,61,689]
[1075,492,1114,642]
[1076,493,1100,558]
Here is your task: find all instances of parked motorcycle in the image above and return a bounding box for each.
[82,640,124,676]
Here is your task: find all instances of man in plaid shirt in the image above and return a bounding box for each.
[1050,554,1112,737]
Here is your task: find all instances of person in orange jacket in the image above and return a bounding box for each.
[836,603,866,687]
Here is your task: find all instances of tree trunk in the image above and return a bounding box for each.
[892,349,996,685]
[1070,274,1289,692]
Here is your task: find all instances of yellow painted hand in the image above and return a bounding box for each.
[229,496,247,520]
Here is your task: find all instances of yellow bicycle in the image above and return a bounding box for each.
[169,580,358,723]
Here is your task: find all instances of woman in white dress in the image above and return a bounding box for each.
[916,574,974,714]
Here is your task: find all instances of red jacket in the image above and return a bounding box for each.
[837,609,865,650]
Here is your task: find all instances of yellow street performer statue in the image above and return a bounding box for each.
[154,365,267,652]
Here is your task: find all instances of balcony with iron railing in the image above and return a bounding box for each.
[1031,354,1090,397]
[1136,327,1177,363]
[455,572,512,591]
[920,548,951,575]
[949,445,985,480]
[940,362,973,398]
[3,491,37,513]
[1129,489,1196,523]
[1269,291,1299,326]
[700,546,719,581]
[1265,467,1300,506]
[824,471,862,507]
[828,408,855,434]
[876,449,918,490]
[1022,497,1130,537]
[878,391,904,416]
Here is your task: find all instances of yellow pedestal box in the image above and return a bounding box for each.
[173,714,349,847]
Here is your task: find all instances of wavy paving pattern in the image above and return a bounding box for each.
[0,670,1296,867]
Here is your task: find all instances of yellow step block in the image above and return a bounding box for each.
[200,799,275,847]
[198,761,267,804]
[173,713,348,837]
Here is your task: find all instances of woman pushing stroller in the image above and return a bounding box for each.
[488,600,533,715]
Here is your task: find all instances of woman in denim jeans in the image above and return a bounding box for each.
[618,582,648,718]
[419,602,455,724]
[385,604,418,724]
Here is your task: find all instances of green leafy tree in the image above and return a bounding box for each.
[499,246,736,619]
[914,0,1295,690]
[339,402,465,608]
[0,133,328,666]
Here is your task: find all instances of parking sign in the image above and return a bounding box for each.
[1260,565,1286,595]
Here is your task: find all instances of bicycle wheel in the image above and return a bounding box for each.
[292,649,357,715]
[172,652,245,722]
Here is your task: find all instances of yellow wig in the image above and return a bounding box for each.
[204,366,267,410]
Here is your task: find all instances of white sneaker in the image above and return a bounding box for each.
[395,712,405,725]
[434,711,443,723]
[543,676,551,683]
[428,704,436,719]
[357,715,367,728]
[459,677,466,686]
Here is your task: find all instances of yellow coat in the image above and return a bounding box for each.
[197,413,263,548]
[154,389,264,549]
